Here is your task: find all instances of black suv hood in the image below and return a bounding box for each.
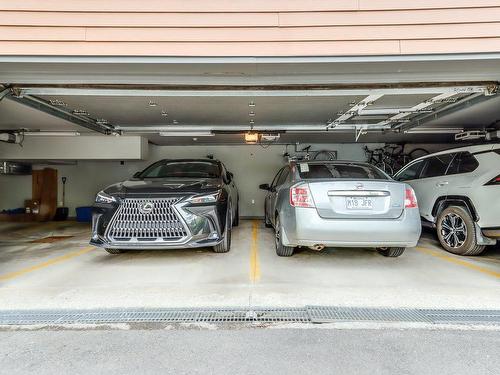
[104,178,222,196]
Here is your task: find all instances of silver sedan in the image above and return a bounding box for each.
[260,161,421,257]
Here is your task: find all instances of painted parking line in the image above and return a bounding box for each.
[415,246,500,279]
[250,220,261,282]
[0,246,95,282]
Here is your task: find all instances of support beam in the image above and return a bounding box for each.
[401,92,499,132]
[116,124,386,133]
[6,93,114,135]
[0,87,10,101]
[0,136,148,160]
[16,85,490,98]
[375,92,461,128]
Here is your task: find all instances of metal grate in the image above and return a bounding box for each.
[106,198,188,243]
[1,307,500,326]
[307,306,432,323]
[0,308,309,325]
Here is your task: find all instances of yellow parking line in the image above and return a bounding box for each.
[0,246,95,282]
[415,246,500,279]
[250,220,261,282]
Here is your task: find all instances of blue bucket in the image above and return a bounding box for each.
[76,206,92,222]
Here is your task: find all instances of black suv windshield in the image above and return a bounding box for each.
[139,161,220,179]
[298,162,389,180]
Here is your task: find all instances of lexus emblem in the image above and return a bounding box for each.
[139,201,154,214]
[355,183,364,190]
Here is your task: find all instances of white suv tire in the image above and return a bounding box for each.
[436,206,485,256]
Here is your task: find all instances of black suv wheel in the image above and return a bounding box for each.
[105,248,124,254]
[214,206,232,253]
[436,206,485,256]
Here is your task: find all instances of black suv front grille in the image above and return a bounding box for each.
[106,198,188,242]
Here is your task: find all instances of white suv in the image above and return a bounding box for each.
[394,144,500,255]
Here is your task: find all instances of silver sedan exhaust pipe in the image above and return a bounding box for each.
[308,244,325,251]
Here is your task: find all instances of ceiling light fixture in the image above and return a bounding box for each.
[248,102,256,107]
[23,131,81,136]
[148,100,158,107]
[159,131,214,137]
[249,111,255,117]
[161,110,168,116]
[172,120,179,124]
[404,128,464,134]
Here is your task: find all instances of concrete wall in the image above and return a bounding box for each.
[0,1,500,56]
[0,143,378,217]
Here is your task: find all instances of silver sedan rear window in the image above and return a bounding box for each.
[298,163,388,180]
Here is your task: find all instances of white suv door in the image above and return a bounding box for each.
[443,151,479,196]
[395,153,455,222]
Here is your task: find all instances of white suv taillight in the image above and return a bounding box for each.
[290,184,315,208]
[405,188,418,209]
[485,175,500,185]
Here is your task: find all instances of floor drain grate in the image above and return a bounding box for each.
[1,307,499,326]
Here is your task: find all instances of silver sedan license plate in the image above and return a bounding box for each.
[345,197,373,210]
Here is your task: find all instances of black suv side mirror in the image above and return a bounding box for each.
[259,183,271,191]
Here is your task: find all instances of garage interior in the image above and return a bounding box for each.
[0,56,499,313]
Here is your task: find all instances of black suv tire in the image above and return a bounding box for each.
[214,207,232,253]
[105,248,124,254]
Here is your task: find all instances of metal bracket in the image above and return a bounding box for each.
[475,223,496,246]
[6,94,114,134]
[326,94,383,130]
[354,126,367,142]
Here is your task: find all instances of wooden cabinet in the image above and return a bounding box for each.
[32,168,58,221]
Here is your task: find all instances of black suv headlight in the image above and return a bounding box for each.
[95,191,117,204]
[187,191,220,204]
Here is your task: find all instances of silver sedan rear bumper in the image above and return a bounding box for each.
[281,207,421,248]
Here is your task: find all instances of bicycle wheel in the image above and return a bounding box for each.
[409,148,430,160]
[313,150,336,161]
[383,144,404,156]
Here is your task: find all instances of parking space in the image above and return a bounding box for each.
[1,220,498,311]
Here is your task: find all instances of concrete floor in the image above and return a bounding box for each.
[0,220,499,310]
[2,328,500,375]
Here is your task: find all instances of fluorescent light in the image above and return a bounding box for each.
[405,128,463,134]
[23,131,81,136]
[159,131,214,137]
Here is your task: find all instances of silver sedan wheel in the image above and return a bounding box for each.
[440,213,467,248]
[275,219,281,248]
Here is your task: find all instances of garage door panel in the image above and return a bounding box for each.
[36,95,369,127]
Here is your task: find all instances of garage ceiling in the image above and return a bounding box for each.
[1,54,500,145]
